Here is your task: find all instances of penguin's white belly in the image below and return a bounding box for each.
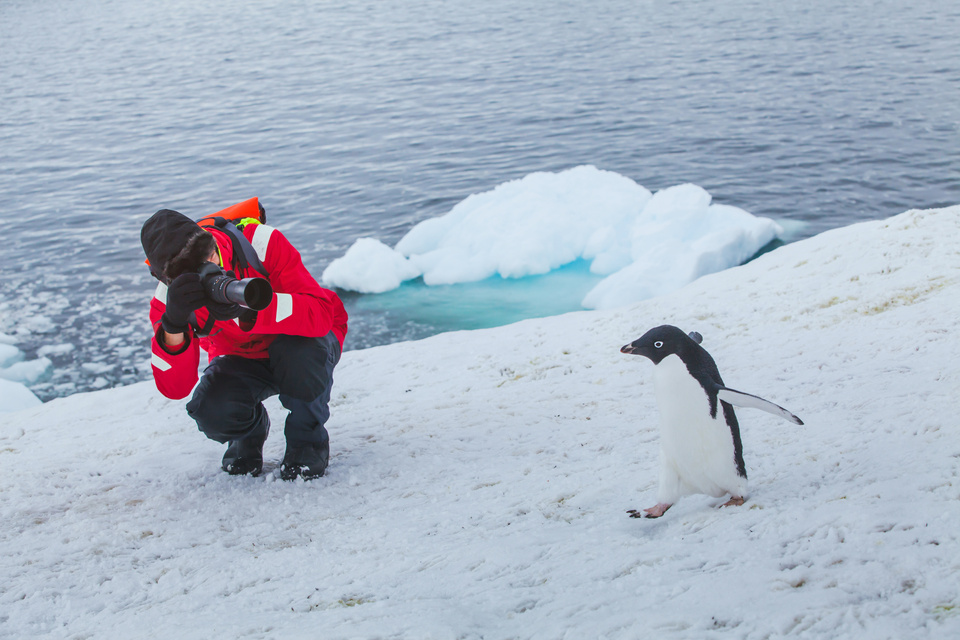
[653,355,745,500]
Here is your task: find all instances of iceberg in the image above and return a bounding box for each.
[322,166,785,310]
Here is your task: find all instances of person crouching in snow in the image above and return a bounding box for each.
[140,207,348,480]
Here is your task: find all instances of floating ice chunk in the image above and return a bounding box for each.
[396,165,650,285]
[37,343,76,358]
[0,333,59,410]
[0,377,41,413]
[322,237,420,294]
[0,356,53,386]
[0,343,24,369]
[582,186,781,309]
[323,166,785,311]
[20,315,57,334]
[0,339,44,412]
[0,340,48,411]
[81,361,115,375]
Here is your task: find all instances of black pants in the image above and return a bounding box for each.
[186,332,341,447]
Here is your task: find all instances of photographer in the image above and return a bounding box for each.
[141,207,348,480]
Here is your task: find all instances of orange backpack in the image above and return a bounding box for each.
[196,196,265,229]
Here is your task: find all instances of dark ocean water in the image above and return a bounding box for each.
[1,0,958,400]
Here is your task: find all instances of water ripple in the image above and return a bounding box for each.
[1,0,958,399]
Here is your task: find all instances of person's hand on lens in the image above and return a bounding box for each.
[161,273,206,334]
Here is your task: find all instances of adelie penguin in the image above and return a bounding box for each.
[620,325,803,519]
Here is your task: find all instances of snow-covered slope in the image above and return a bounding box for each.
[2,206,958,639]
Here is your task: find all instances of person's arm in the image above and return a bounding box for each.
[240,225,348,342]
[148,275,206,399]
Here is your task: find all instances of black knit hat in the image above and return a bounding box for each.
[141,209,210,281]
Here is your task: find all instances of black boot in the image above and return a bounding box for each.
[222,415,270,477]
[280,441,329,481]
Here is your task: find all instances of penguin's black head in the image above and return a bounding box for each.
[620,325,698,365]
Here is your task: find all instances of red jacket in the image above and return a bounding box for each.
[149,224,348,399]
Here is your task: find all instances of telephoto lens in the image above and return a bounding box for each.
[197,262,273,311]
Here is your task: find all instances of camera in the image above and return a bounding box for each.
[197,262,273,311]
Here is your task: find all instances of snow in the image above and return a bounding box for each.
[2,205,960,638]
[322,166,787,309]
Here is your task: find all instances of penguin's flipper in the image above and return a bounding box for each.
[717,387,804,425]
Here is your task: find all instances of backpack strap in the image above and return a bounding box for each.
[209,217,269,278]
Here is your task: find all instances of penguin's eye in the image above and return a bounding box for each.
[654,341,663,348]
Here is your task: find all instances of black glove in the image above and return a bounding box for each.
[207,299,242,321]
[162,273,206,334]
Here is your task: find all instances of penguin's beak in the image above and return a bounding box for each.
[621,344,642,356]
[621,341,654,360]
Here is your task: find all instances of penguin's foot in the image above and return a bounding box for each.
[627,503,673,519]
[720,496,745,508]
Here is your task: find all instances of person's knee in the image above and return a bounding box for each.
[187,375,263,442]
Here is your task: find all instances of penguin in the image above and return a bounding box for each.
[620,325,803,518]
